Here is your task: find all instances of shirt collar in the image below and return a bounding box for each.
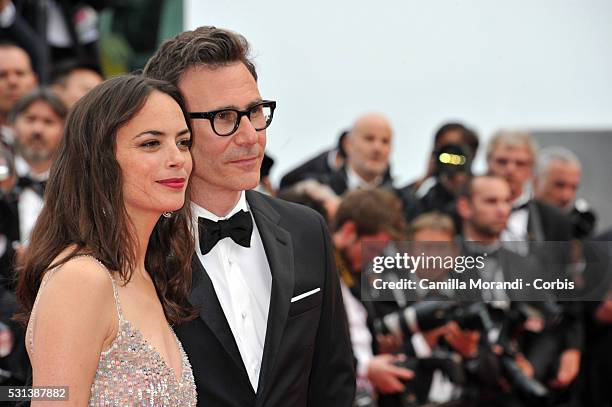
[512,183,532,209]
[346,165,382,190]
[191,191,249,222]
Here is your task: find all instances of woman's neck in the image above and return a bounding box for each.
[125,206,159,280]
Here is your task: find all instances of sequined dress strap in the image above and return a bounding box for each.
[28,255,120,354]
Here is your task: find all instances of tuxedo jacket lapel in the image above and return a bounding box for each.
[188,255,252,387]
[246,191,295,404]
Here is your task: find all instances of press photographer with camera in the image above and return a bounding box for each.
[375,176,553,406]
[332,189,416,406]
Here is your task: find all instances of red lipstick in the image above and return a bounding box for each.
[156,178,186,189]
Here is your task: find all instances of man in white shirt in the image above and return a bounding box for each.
[144,26,355,407]
[331,189,414,398]
[8,88,66,245]
[326,112,394,196]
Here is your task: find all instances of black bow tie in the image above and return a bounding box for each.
[18,176,47,198]
[198,210,253,255]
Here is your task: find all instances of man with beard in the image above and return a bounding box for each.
[455,175,549,406]
[1,88,66,259]
[487,132,583,403]
[0,88,63,386]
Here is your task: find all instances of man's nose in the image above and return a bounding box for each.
[498,202,511,215]
[233,115,258,145]
[561,188,574,204]
[7,73,20,87]
[31,120,47,135]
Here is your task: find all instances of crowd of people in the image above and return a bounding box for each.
[275,121,610,406]
[0,3,611,407]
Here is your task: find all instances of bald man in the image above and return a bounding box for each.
[326,112,394,195]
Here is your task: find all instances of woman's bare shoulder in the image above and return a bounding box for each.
[45,247,113,289]
[35,250,116,324]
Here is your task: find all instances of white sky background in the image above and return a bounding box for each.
[185,0,612,187]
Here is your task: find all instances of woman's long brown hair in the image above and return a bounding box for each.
[16,75,197,325]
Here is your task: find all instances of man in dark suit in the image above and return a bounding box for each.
[143,26,355,406]
[454,175,549,406]
[323,113,394,197]
[487,131,583,404]
[278,130,347,191]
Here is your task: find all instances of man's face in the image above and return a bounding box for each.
[178,63,265,196]
[0,46,37,114]
[411,229,456,279]
[14,100,64,164]
[345,229,393,273]
[535,161,581,211]
[487,143,533,201]
[59,68,103,108]
[464,177,512,238]
[346,117,392,181]
[435,129,463,150]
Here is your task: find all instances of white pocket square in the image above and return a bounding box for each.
[291,287,321,303]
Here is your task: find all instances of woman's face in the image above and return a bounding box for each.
[115,91,192,216]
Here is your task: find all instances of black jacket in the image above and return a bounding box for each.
[175,190,355,407]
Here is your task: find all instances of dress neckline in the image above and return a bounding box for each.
[104,269,187,386]
[29,254,188,386]
[102,317,187,385]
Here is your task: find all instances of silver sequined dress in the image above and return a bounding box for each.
[27,256,198,406]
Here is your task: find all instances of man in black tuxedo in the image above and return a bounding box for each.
[487,132,583,404]
[144,26,355,406]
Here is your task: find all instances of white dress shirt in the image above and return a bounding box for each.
[16,160,48,245]
[339,281,373,380]
[501,186,533,242]
[346,165,383,191]
[191,192,272,391]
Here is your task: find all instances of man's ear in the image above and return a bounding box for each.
[344,132,353,156]
[456,196,471,221]
[336,221,357,247]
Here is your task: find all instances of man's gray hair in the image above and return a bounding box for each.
[486,130,539,162]
[535,146,581,179]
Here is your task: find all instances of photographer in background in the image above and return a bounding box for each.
[533,146,596,240]
[487,133,583,406]
[416,143,472,227]
[332,189,414,406]
[406,122,478,196]
[455,175,548,406]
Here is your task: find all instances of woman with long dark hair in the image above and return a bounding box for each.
[16,75,197,405]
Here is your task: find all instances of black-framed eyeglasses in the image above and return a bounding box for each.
[188,100,276,137]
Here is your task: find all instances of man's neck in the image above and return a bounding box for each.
[26,159,52,178]
[347,164,381,187]
[463,225,499,245]
[191,179,243,217]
